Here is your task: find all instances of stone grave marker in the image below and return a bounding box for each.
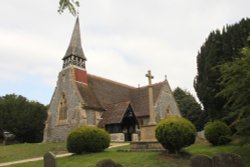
[191,155,212,167]
[44,152,57,167]
[3,131,16,145]
[213,153,244,167]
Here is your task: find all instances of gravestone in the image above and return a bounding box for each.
[213,153,244,167]
[44,152,57,167]
[191,155,212,167]
[3,131,16,145]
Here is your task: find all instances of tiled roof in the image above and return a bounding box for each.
[76,82,104,110]
[98,101,131,127]
[77,73,166,126]
[130,82,165,117]
[87,74,133,108]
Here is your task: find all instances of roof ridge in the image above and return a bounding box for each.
[88,74,165,90]
[138,80,165,89]
[88,73,136,89]
[108,100,131,106]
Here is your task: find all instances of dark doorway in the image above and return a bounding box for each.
[102,102,139,141]
[121,106,138,141]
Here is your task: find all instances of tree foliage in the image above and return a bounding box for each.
[218,41,250,143]
[96,159,123,167]
[58,0,80,16]
[194,18,250,120]
[204,121,232,146]
[0,94,47,143]
[173,87,208,131]
[155,117,196,153]
[67,126,110,154]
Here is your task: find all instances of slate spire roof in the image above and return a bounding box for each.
[63,17,87,60]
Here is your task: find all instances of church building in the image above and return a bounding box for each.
[43,18,180,142]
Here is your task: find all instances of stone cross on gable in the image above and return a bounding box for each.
[146,70,154,86]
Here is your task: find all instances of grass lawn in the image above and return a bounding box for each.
[0,142,67,163]
[8,145,190,167]
[185,141,250,167]
[1,140,250,167]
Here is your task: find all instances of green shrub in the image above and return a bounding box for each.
[67,126,110,154]
[96,159,123,167]
[204,121,232,145]
[155,116,196,153]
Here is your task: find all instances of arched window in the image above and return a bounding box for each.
[165,106,172,118]
[58,93,67,121]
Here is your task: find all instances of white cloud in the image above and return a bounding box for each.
[0,0,249,104]
[0,28,62,86]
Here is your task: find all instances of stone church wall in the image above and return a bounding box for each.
[85,109,97,125]
[155,82,181,122]
[44,67,84,142]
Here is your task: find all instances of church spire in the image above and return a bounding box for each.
[63,17,87,69]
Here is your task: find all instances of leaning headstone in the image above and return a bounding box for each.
[213,153,244,167]
[191,155,212,167]
[44,152,57,167]
[95,159,123,167]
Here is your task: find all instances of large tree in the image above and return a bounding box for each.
[0,94,47,143]
[218,40,250,142]
[194,18,250,121]
[173,87,208,131]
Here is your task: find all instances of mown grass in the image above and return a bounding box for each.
[9,145,189,167]
[1,140,250,167]
[185,141,250,167]
[0,142,67,163]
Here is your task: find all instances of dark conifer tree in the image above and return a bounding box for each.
[194,18,250,121]
[0,94,47,143]
[173,87,207,131]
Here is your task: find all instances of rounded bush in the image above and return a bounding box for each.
[204,121,232,146]
[155,116,196,153]
[96,159,123,167]
[67,126,110,154]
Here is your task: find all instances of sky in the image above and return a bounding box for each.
[0,0,249,105]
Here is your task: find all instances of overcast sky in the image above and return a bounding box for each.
[0,0,249,105]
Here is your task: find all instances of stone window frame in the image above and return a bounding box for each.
[165,105,172,118]
[56,92,68,125]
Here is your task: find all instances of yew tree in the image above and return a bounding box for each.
[194,18,250,121]
[173,87,208,131]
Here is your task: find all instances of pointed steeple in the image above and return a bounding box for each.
[63,17,87,69]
